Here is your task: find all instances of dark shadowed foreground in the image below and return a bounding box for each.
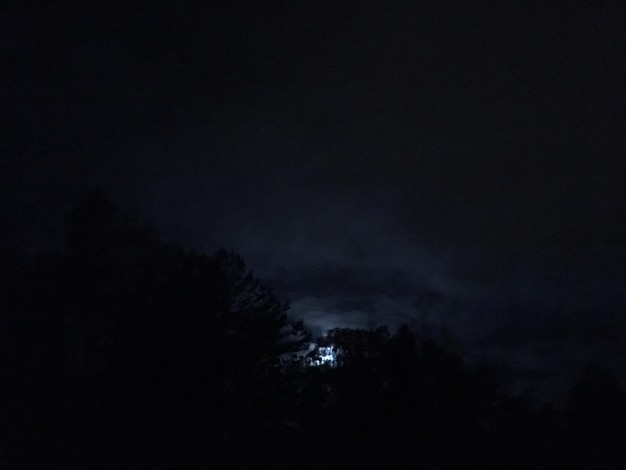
[2,192,625,468]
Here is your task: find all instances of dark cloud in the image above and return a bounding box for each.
[3,1,626,397]
[268,264,423,299]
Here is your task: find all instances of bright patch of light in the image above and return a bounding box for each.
[306,344,339,367]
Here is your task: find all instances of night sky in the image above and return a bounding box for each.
[3,1,626,400]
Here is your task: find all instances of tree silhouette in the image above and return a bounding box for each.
[561,364,626,468]
[0,190,311,467]
[5,190,625,468]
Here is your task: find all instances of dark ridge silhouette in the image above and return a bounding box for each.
[1,190,624,468]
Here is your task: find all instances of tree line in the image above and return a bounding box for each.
[1,190,625,468]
